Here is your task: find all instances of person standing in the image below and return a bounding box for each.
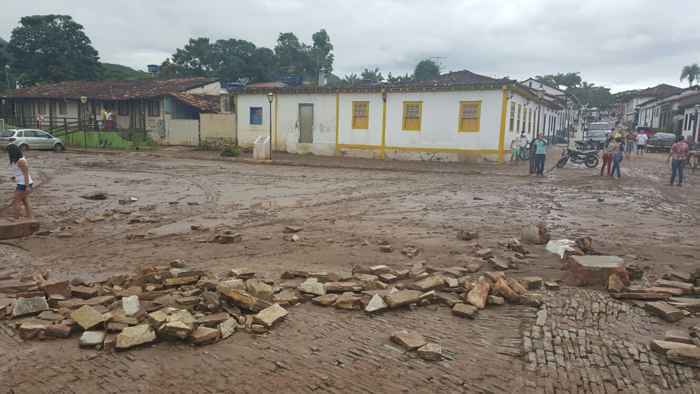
[533,133,547,176]
[7,144,33,220]
[528,131,537,174]
[625,131,636,159]
[668,135,689,186]
[510,137,520,162]
[611,138,624,178]
[601,136,614,176]
[636,131,648,155]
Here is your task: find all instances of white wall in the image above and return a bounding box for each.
[277,94,337,155]
[185,82,222,95]
[338,93,384,147]
[164,118,198,145]
[236,94,272,147]
[384,90,502,152]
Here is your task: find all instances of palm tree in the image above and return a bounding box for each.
[680,63,700,87]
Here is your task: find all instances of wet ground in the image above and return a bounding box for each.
[0,147,698,393]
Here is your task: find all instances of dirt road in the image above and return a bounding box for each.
[0,148,698,393]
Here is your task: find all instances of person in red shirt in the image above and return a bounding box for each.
[668,136,689,186]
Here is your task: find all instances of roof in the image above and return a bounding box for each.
[637,86,700,109]
[636,84,682,98]
[247,82,288,89]
[5,78,218,100]
[170,93,221,113]
[244,69,511,95]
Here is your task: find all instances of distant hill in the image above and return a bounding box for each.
[98,63,153,80]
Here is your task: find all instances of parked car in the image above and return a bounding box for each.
[645,132,676,153]
[0,129,65,152]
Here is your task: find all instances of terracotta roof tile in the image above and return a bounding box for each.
[170,93,221,113]
[6,78,217,100]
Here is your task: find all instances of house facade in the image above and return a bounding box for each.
[636,86,700,142]
[617,84,682,126]
[0,78,235,145]
[234,70,561,162]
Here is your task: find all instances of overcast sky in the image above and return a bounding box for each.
[2,0,699,92]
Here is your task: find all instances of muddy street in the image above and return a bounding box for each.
[0,149,699,394]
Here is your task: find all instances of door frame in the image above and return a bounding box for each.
[298,103,314,144]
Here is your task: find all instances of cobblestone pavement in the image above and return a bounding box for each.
[524,289,698,394]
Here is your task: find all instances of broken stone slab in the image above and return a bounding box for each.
[40,280,72,300]
[665,330,694,345]
[564,255,627,287]
[254,304,288,328]
[195,312,231,327]
[452,303,478,319]
[466,277,490,309]
[12,296,49,317]
[272,289,300,306]
[79,331,106,348]
[334,293,363,310]
[324,282,362,293]
[106,322,129,333]
[487,295,505,306]
[164,276,200,287]
[668,297,700,312]
[245,279,274,300]
[160,320,194,339]
[490,257,510,271]
[655,279,694,294]
[312,294,338,306]
[644,302,685,323]
[484,271,505,283]
[18,321,48,340]
[667,346,700,367]
[122,295,141,316]
[37,311,64,322]
[378,273,398,283]
[71,305,108,330]
[0,220,40,240]
[365,294,388,313]
[0,279,37,294]
[71,285,99,299]
[608,274,626,293]
[520,277,543,291]
[650,340,697,355]
[298,278,326,296]
[385,290,423,309]
[544,281,560,290]
[45,324,72,338]
[191,326,220,345]
[610,291,671,301]
[220,289,271,312]
[417,343,443,361]
[475,248,493,258]
[58,296,115,309]
[444,277,459,288]
[412,276,445,291]
[219,318,237,340]
[664,271,693,283]
[116,324,156,350]
[390,330,427,351]
[216,279,245,295]
[520,223,550,245]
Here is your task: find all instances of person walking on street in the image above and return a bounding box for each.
[510,137,520,162]
[7,144,33,220]
[668,135,689,186]
[533,133,547,176]
[625,131,636,159]
[601,136,614,176]
[528,131,537,174]
[611,138,624,178]
[636,132,648,155]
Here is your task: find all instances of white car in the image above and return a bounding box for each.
[0,129,65,152]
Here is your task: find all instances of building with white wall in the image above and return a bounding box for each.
[234,70,561,162]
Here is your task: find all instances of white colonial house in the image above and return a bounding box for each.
[233,70,562,162]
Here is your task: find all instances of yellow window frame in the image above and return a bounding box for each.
[402,101,422,131]
[352,101,369,130]
[458,100,481,133]
[509,102,515,132]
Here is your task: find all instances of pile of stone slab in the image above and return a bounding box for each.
[0,259,549,353]
[1,262,288,351]
[650,326,700,368]
[608,268,700,323]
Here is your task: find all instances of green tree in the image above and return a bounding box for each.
[361,68,384,83]
[537,72,582,90]
[569,81,614,109]
[8,15,100,85]
[98,63,152,80]
[172,37,215,76]
[681,63,700,87]
[158,58,180,79]
[275,32,308,76]
[309,29,334,83]
[414,59,441,81]
[342,73,360,86]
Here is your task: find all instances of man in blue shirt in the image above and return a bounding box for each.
[533,133,547,176]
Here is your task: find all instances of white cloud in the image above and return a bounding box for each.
[1,0,699,91]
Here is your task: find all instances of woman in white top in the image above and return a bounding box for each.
[7,144,33,219]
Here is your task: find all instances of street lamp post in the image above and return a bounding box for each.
[267,92,274,160]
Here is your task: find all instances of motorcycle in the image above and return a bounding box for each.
[556,148,600,169]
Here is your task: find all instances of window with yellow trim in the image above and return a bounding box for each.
[402,101,422,131]
[352,101,369,129]
[517,104,522,132]
[509,102,515,132]
[458,101,481,132]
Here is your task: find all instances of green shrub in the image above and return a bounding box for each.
[220,144,240,157]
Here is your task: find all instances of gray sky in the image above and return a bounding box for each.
[2,0,699,92]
